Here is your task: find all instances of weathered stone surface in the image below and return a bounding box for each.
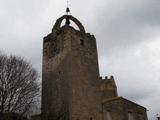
[42,23,102,120]
[38,15,148,120]
[102,97,148,120]
[100,76,118,100]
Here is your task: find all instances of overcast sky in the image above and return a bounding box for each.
[0,0,160,119]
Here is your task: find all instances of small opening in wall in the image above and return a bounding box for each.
[128,111,134,120]
[90,117,93,120]
[80,39,84,46]
[106,110,112,120]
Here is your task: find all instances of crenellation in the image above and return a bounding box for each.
[100,75,118,100]
[100,75,115,81]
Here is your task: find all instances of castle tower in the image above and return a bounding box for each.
[38,12,148,120]
[42,15,102,120]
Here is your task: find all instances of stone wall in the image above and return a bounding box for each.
[40,15,148,120]
[100,76,118,100]
[102,97,148,120]
[42,20,102,120]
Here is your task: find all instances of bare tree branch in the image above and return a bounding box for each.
[0,52,40,118]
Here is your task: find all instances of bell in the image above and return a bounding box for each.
[66,8,70,13]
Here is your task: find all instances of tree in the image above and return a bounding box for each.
[0,52,40,118]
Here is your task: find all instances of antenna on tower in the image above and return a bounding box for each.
[66,0,71,15]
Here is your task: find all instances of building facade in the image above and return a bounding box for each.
[34,14,148,120]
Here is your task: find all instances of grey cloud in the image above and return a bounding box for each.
[91,0,160,55]
[98,44,160,120]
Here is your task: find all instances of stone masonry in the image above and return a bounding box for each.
[32,15,148,120]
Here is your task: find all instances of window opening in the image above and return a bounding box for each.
[106,111,112,120]
[128,112,134,120]
[80,39,84,46]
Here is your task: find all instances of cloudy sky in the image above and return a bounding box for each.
[0,0,160,119]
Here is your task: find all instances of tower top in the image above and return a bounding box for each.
[52,15,86,33]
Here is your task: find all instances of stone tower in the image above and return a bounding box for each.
[36,14,148,120]
[42,15,104,120]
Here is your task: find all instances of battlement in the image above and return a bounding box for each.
[100,75,118,99]
[99,75,115,81]
[100,75,117,88]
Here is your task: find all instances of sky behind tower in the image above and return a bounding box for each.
[0,0,160,119]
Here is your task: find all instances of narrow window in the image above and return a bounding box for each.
[104,110,112,120]
[80,39,84,46]
[128,112,134,120]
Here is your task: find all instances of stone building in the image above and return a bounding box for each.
[34,12,148,120]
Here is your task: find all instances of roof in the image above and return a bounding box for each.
[102,96,146,109]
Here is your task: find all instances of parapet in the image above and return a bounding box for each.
[99,75,115,83]
[100,75,118,99]
[104,76,114,80]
